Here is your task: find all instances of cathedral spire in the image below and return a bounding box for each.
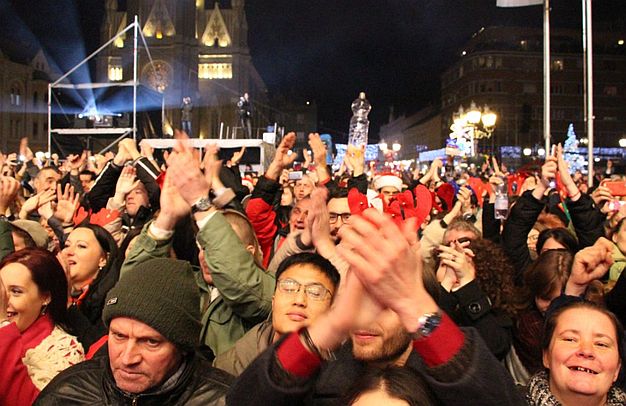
[143,0,176,39]
[201,2,231,47]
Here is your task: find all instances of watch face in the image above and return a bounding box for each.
[141,60,173,93]
[192,197,212,212]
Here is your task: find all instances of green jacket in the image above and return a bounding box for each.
[121,212,275,357]
[212,319,274,377]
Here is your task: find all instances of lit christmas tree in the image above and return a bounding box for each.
[563,123,586,173]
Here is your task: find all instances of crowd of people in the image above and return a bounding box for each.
[0,132,625,405]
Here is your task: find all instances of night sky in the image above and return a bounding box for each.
[3,0,626,142]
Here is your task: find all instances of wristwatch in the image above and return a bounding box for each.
[191,196,212,214]
[412,309,442,339]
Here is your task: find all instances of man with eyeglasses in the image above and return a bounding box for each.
[213,252,339,376]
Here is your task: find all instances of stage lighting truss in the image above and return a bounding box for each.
[47,16,161,155]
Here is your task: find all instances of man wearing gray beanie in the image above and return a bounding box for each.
[34,258,233,405]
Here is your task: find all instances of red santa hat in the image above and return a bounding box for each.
[372,173,403,192]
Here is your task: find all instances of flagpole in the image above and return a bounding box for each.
[543,0,551,153]
[583,0,594,187]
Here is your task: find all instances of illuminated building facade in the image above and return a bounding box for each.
[98,0,267,138]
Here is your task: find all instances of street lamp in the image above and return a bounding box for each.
[619,138,626,148]
[392,142,401,152]
[449,101,497,157]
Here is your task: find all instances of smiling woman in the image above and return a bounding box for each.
[526,301,626,406]
[0,248,84,405]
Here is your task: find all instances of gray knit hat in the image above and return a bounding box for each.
[102,258,201,352]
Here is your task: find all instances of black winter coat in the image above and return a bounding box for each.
[35,352,232,405]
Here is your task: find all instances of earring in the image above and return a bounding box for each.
[41,302,49,315]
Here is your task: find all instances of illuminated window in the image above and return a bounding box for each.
[199,63,232,79]
[108,57,123,81]
[551,58,564,71]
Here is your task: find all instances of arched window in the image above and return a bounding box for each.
[33,91,39,108]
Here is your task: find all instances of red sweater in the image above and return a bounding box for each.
[0,315,54,406]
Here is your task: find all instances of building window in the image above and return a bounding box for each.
[603,86,617,96]
[108,57,123,82]
[10,84,22,106]
[33,122,39,138]
[198,62,232,79]
[551,58,564,71]
[495,57,503,68]
[523,83,537,94]
[458,65,464,78]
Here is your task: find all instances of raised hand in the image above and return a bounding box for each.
[265,132,297,180]
[20,189,56,219]
[302,148,312,168]
[308,133,327,166]
[53,184,80,225]
[532,146,557,200]
[0,176,20,214]
[437,241,476,290]
[230,146,246,167]
[337,209,437,332]
[119,138,141,161]
[114,166,140,198]
[300,187,333,256]
[565,237,614,296]
[67,151,87,172]
[345,144,365,177]
[154,171,191,231]
[556,143,580,199]
[139,139,155,160]
[166,140,209,206]
[591,185,614,212]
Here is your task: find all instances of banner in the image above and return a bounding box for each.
[497,0,542,7]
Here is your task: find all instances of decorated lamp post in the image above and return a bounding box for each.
[449,101,497,157]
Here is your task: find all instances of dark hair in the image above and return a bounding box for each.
[345,367,436,405]
[275,253,340,291]
[36,166,62,178]
[519,249,572,311]
[71,223,121,285]
[0,248,70,330]
[328,187,349,200]
[78,169,96,180]
[542,300,624,363]
[536,227,578,254]
[469,238,517,317]
[74,223,118,261]
[9,225,36,249]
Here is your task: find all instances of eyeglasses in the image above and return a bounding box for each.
[329,212,351,224]
[277,278,332,301]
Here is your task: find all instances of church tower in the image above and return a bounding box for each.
[98,0,267,138]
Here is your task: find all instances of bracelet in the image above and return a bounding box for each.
[298,327,335,361]
[569,190,581,200]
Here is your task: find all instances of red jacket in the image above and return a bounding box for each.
[0,316,54,406]
[245,177,287,268]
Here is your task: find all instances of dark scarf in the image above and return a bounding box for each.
[526,370,626,406]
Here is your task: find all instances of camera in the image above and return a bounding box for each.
[288,171,303,181]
